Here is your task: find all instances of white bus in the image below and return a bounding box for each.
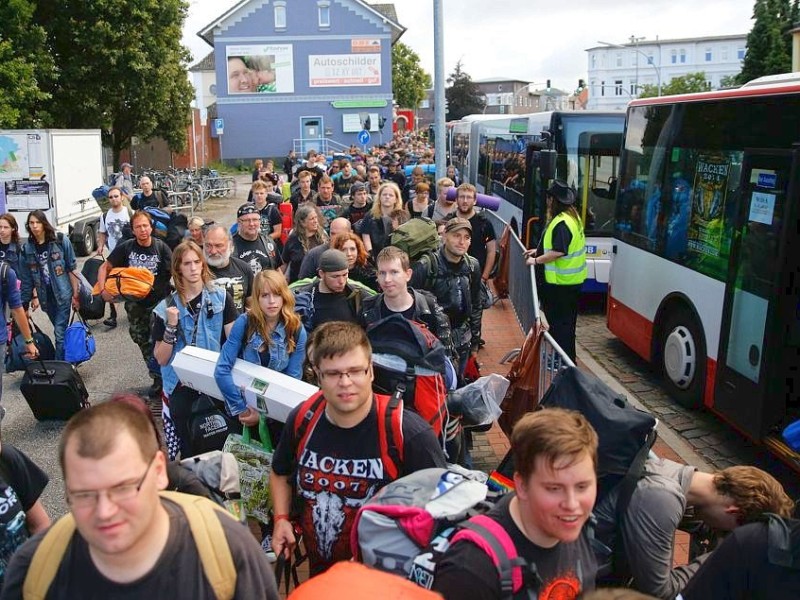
[608,76,800,465]
[449,111,625,292]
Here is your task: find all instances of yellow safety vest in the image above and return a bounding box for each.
[542,212,587,285]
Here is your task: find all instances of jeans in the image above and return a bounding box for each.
[43,288,70,361]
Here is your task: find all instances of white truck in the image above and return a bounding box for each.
[0,129,104,255]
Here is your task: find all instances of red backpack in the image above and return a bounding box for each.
[291,390,404,480]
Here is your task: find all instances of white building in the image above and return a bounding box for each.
[585,34,747,110]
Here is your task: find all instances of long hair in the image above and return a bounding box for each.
[371,182,404,218]
[294,204,328,252]
[171,241,214,303]
[26,210,56,243]
[549,200,583,229]
[0,213,20,245]
[331,232,369,268]
[247,270,302,354]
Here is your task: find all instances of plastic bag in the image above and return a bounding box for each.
[447,373,509,427]
[222,417,273,525]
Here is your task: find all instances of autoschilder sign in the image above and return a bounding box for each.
[308,54,381,87]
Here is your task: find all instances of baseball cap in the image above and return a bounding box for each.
[349,181,367,196]
[318,249,349,273]
[444,217,472,234]
[237,204,259,218]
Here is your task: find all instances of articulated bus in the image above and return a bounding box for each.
[449,111,625,292]
[608,77,800,466]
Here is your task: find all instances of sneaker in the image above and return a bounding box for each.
[103,317,117,328]
[148,378,163,399]
[478,337,486,348]
[261,533,277,563]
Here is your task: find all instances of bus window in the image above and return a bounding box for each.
[577,132,623,233]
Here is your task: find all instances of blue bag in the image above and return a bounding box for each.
[63,312,96,364]
[5,319,55,373]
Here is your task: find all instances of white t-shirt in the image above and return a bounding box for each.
[99,207,131,252]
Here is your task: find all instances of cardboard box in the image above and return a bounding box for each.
[172,346,319,423]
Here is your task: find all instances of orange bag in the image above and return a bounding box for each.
[288,562,442,599]
[93,267,154,301]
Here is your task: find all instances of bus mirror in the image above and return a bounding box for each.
[540,149,557,180]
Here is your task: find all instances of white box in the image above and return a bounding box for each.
[172,346,319,423]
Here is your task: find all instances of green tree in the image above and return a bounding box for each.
[719,74,740,88]
[445,60,485,120]
[36,0,195,165]
[737,0,798,84]
[0,0,54,127]
[638,72,710,98]
[392,42,432,109]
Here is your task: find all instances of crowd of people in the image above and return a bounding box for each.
[0,144,797,599]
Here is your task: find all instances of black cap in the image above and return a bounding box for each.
[350,181,367,195]
[547,180,576,205]
[237,204,259,218]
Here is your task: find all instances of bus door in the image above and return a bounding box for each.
[522,141,549,247]
[714,149,800,440]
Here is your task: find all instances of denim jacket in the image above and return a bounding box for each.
[19,233,77,309]
[214,313,307,415]
[153,287,227,396]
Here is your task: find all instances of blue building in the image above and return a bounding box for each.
[196,0,403,161]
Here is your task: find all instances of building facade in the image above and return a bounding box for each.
[585,34,747,111]
[194,0,403,162]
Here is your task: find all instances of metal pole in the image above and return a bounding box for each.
[433,0,446,180]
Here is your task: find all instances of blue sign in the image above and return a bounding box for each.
[757,172,777,189]
[214,118,224,134]
[357,129,371,145]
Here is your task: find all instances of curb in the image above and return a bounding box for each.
[577,346,714,472]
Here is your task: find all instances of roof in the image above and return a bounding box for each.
[586,33,747,52]
[189,52,215,72]
[474,77,530,85]
[197,0,405,47]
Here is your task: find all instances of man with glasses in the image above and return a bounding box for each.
[232,204,279,276]
[270,321,445,576]
[2,401,278,598]
[94,186,131,327]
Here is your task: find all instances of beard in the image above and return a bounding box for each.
[205,250,231,268]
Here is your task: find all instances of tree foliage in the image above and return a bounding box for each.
[638,72,710,98]
[737,0,799,84]
[392,42,432,109]
[33,0,195,165]
[445,60,485,120]
[0,0,54,127]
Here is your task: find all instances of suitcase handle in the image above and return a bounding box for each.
[30,367,56,380]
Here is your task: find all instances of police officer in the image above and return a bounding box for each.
[525,180,586,362]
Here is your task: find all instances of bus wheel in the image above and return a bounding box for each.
[660,308,705,409]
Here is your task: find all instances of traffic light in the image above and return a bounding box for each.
[577,79,586,91]
[363,116,371,131]
[546,79,551,92]
[378,115,386,130]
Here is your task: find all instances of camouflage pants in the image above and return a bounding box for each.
[125,300,159,379]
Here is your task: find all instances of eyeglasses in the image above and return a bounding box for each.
[316,366,370,383]
[66,452,158,509]
[108,195,121,199]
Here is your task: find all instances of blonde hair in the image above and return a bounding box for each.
[371,182,404,218]
[247,270,302,353]
[171,241,213,302]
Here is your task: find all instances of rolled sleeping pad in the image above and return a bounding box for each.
[446,186,501,211]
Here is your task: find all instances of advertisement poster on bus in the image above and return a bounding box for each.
[688,154,730,258]
[308,54,381,87]
[226,45,294,94]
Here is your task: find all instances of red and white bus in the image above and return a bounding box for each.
[608,76,800,464]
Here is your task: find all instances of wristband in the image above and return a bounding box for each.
[24,337,35,344]
[273,514,290,523]
[162,331,177,345]
[165,324,178,334]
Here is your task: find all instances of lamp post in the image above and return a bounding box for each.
[598,39,661,96]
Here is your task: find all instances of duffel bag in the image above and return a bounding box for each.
[94,266,154,301]
[64,312,96,364]
[5,319,55,374]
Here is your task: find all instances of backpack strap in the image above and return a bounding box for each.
[292,391,327,462]
[22,514,77,600]
[0,262,9,306]
[160,491,237,600]
[375,391,404,480]
[23,492,236,600]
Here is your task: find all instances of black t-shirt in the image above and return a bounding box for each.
[466,212,497,273]
[232,233,278,276]
[272,400,446,574]
[33,242,51,288]
[341,201,372,226]
[312,290,358,326]
[2,499,279,599]
[432,494,597,600]
[379,297,415,321]
[0,243,20,271]
[255,204,282,238]
[549,221,572,255]
[131,191,166,211]
[210,257,253,313]
[0,445,48,587]
[681,520,800,600]
[151,291,238,345]
[107,238,173,304]
[281,233,314,283]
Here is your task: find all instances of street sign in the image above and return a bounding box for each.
[357,129,371,145]
[214,118,224,135]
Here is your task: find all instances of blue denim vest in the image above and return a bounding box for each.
[19,234,76,308]
[154,286,227,396]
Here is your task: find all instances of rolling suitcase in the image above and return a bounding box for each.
[20,359,90,421]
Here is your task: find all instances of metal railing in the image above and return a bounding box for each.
[292,137,352,156]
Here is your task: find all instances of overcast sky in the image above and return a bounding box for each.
[183,0,754,88]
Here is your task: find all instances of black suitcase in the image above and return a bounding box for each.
[79,256,106,320]
[20,360,90,421]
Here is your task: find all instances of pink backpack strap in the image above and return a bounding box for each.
[350,504,436,559]
[451,514,524,595]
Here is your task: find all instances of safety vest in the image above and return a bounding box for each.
[542,212,587,285]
